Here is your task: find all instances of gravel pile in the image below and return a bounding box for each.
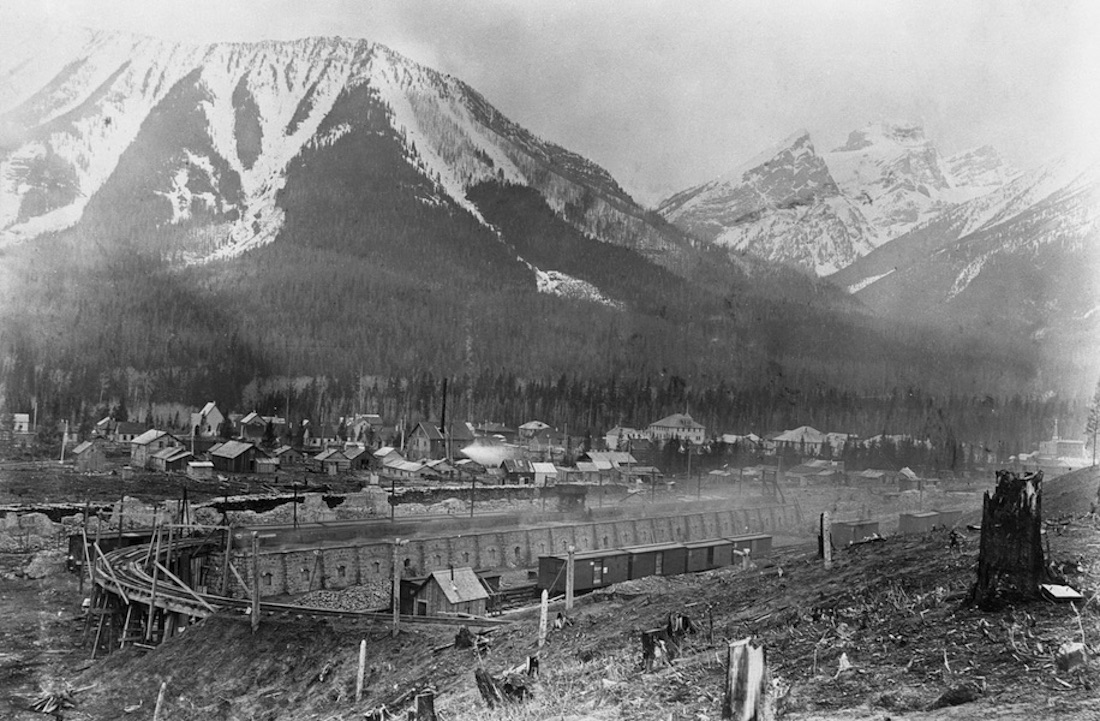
[296,583,387,611]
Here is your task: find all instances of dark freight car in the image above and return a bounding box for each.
[684,538,733,572]
[624,542,688,579]
[538,547,629,594]
[727,533,773,558]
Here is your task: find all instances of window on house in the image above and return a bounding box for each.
[337,565,346,579]
[463,552,469,563]
[602,535,609,547]
[514,546,521,561]
[592,562,603,585]
[435,554,442,566]
[373,561,381,574]
[403,558,410,568]
[262,572,273,587]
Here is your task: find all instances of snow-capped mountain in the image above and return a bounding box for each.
[657,131,878,275]
[659,122,1018,276]
[832,156,1099,367]
[0,23,687,278]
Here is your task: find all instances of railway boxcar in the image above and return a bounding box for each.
[684,538,734,572]
[727,533,773,558]
[624,542,688,579]
[829,521,880,546]
[538,547,629,593]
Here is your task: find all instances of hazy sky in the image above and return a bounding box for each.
[5,0,1097,204]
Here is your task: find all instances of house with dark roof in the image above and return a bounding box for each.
[410,567,490,616]
[500,458,535,484]
[210,440,260,474]
[343,445,370,471]
[474,422,517,442]
[647,413,706,445]
[407,422,445,461]
[114,422,147,444]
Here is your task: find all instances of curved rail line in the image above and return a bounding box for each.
[93,536,507,629]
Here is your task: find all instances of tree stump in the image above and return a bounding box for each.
[722,638,774,720]
[969,470,1046,610]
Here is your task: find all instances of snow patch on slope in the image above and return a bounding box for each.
[847,268,895,294]
[535,269,622,309]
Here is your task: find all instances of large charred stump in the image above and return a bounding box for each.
[969,470,1046,610]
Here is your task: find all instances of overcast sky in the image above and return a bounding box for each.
[5,0,1097,204]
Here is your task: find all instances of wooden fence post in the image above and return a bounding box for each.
[250,531,260,633]
[722,637,773,720]
[538,590,549,648]
[820,512,832,570]
[565,545,575,612]
[356,638,367,703]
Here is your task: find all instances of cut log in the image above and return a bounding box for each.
[722,638,774,721]
[969,470,1046,610]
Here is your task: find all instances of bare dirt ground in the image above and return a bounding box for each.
[0,466,1093,720]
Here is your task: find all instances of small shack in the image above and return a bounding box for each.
[255,457,279,475]
[187,461,214,480]
[684,538,734,572]
[72,440,106,472]
[272,445,304,467]
[412,567,489,616]
[531,462,558,487]
[624,542,688,579]
[150,446,193,473]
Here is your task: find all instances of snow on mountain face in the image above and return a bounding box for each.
[824,121,960,239]
[658,130,878,275]
[0,27,678,277]
[659,121,1017,276]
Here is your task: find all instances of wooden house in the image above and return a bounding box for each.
[150,446,192,473]
[343,445,370,471]
[311,448,349,475]
[131,430,181,469]
[210,440,259,474]
[411,567,489,616]
[72,440,106,472]
[114,422,146,445]
[407,422,445,461]
[372,446,403,470]
[531,462,558,487]
[272,445,304,466]
[500,458,534,484]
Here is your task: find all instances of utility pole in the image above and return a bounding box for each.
[251,531,260,633]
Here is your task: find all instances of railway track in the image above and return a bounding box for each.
[93,536,507,628]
